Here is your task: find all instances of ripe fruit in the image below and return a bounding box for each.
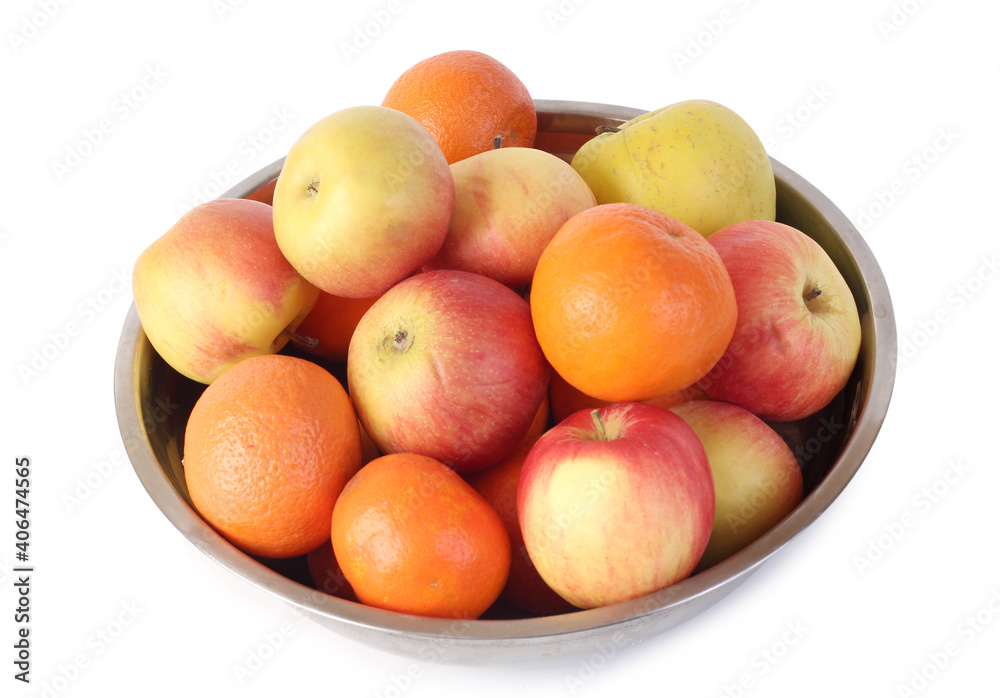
[669,400,803,570]
[306,540,358,601]
[291,290,381,362]
[530,203,737,403]
[331,453,511,619]
[347,269,549,473]
[517,402,715,609]
[698,219,863,422]
[132,198,318,384]
[422,146,596,287]
[465,437,576,616]
[272,105,455,298]
[571,99,775,236]
[548,369,708,424]
[246,179,276,205]
[382,50,536,164]
[182,354,362,559]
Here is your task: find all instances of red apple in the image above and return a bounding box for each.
[517,402,714,609]
[669,400,803,571]
[422,146,596,288]
[347,269,549,473]
[132,198,319,384]
[465,437,576,616]
[699,219,862,422]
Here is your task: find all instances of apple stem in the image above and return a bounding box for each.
[493,135,503,149]
[281,327,317,348]
[595,125,621,134]
[804,286,823,302]
[306,178,320,196]
[590,409,607,441]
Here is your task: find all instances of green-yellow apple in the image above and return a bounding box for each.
[422,146,596,287]
[346,269,549,473]
[517,402,714,609]
[570,99,775,236]
[132,198,319,384]
[272,105,455,298]
[698,219,862,422]
[669,400,803,571]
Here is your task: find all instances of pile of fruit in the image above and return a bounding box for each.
[132,50,863,620]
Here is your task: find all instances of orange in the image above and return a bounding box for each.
[306,539,358,601]
[331,453,510,619]
[530,203,737,403]
[548,369,710,424]
[291,290,381,361]
[382,50,536,164]
[526,390,551,438]
[465,438,575,616]
[246,179,276,206]
[183,354,362,559]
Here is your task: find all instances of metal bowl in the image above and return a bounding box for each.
[114,99,896,665]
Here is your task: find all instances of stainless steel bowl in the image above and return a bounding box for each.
[114,99,896,665]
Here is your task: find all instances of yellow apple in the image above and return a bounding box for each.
[570,99,775,236]
[272,105,455,298]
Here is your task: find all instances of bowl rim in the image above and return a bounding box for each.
[115,98,897,654]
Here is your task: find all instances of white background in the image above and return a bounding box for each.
[3,0,999,695]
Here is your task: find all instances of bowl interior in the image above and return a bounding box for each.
[115,99,895,665]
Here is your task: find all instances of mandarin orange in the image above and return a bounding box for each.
[182,354,362,559]
[530,203,737,403]
[382,49,536,164]
[465,438,576,616]
[331,453,510,619]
